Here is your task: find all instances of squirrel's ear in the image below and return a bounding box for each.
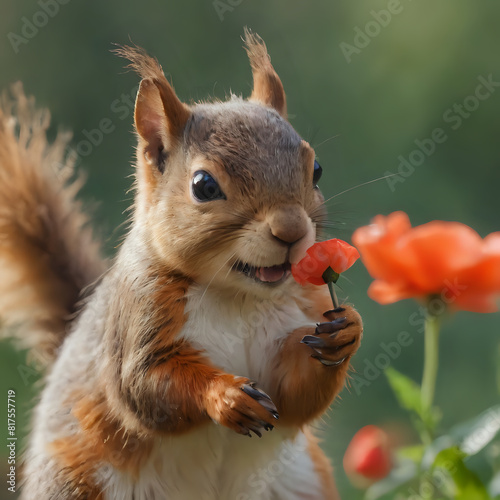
[114,45,191,173]
[134,77,190,172]
[243,28,287,119]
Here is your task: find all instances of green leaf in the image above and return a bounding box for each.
[433,446,491,500]
[384,366,439,434]
[385,366,423,416]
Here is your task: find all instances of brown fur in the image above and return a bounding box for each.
[99,260,277,437]
[269,307,361,427]
[51,393,153,493]
[243,28,287,118]
[0,83,105,363]
[269,285,362,426]
[100,264,194,434]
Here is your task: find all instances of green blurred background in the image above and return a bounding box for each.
[0,1,499,498]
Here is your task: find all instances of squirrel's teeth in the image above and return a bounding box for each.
[255,265,286,283]
[234,261,290,284]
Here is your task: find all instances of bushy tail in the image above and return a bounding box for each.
[0,83,106,367]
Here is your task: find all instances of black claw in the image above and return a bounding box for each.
[332,316,347,325]
[311,354,347,367]
[242,384,271,402]
[264,423,274,431]
[308,346,324,357]
[324,307,346,316]
[315,317,347,334]
[259,398,279,417]
[249,426,263,438]
[242,384,279,418]
[301,335,326,348]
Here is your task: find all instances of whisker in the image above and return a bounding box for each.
[339,275,353,287]
[229,213,253,223]
[315,220,349,229]
[200,251,237,301]
[313,134,340,150]
[320,173,399,208]
[222,262,235,282]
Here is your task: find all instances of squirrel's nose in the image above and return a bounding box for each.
[267,205,310,246]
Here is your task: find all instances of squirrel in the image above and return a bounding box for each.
[0,29,363,500]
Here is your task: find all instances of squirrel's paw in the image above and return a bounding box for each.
[206,376,279,437]
[301,306,363,367]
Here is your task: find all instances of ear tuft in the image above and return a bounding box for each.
[113,44,191,177]
[113,44,166,82]
[243,28,287,119]
[113,45,191,140]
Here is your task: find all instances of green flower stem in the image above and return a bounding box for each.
[327,281,339,309]
[421,311,441,432]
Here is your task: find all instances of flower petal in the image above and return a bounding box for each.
[453,292,499,313]
[403,221,483,292]
[292,239,359,286]
[354,212,500,312]
[353,212,414,283]
[368,280,422,305]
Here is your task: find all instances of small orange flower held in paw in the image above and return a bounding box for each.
[352,211,500,313]
[343,425,392,488]
[291,239,360,286]
[291,239,359,307]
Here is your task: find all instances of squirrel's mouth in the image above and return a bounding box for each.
[233,261,291,285]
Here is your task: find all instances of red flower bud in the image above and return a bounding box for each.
[343,425,392,487]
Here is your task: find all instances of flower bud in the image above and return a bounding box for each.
[343,425,392,487]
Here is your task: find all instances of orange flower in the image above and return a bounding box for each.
[352,211,500,313]
[343,425,392,486]
[291,239,360,286]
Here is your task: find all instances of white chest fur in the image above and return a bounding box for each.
[100,285,324,500]
[181,284,315,383]
[101,422,322,500]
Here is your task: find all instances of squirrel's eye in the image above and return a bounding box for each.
[192,170,226,202]
[313,160,323,188]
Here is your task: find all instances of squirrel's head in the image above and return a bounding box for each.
[116,30,327,299]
